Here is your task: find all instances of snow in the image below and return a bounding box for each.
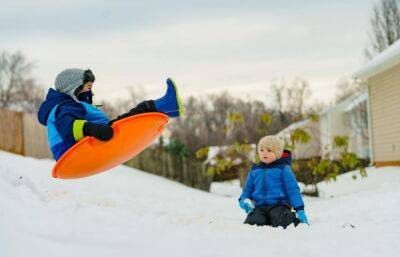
[1,150,400,257]
[353,39,400,79]
[343,91,368,112]
[210,179,242,197]
[204,145,256,165]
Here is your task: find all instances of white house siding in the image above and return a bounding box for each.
[319,93,369,160]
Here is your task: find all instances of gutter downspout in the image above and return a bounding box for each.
[366,82,374,166]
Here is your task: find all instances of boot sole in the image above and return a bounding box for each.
[167,78,184,116]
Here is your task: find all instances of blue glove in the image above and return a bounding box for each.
[296,210,309,224]
[239,198,255,214]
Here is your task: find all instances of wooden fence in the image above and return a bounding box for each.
[23,113,53,158]
[125,147,214,191]
[0,109,24,155]
[0,108,52,158]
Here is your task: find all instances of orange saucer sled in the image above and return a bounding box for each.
[52,113,169,179]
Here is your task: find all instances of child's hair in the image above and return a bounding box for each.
[258,135,284,159]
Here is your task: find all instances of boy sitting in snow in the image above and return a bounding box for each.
[239,135,308,228]
[38,68,182,160]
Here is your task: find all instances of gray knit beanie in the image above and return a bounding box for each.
[55,68,85,99]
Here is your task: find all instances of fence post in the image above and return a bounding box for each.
[0,109,24,155]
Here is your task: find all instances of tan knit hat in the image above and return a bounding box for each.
[258,135,284,159]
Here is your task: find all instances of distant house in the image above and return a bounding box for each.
[353,39,400,167]
[276,91,369,160]
[276,118,321,159]
[320,91,369,160]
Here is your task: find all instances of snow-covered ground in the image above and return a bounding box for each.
[1,150,399,257]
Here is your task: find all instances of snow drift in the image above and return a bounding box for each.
[0,151,399,257]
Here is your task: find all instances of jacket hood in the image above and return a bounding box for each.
[37,88,76,126]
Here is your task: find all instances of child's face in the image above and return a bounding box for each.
[258,146,277,164]
[79,82,94,94]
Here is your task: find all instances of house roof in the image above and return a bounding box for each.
[320,90,367,115]
[276,91,368,137]
[275,119,311,137]
[353,39,400,79]
[343,91,368,112]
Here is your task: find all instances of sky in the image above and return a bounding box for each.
[0,0,376,106]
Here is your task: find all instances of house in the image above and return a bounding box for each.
[353,39,400,166]
[319,91,369,160]
[276,91,369,160]
[276,118,321,159]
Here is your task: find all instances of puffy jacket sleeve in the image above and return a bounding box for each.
[54,104,87,143]
[239,169,254,202]
[282,165,304,210]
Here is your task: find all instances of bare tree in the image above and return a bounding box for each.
[286,78,311,118]
[168,78,318,153]
[169,93,270,151]
[270,77,311,123]
[334,77,366,103]
[99,86,147,119]
[365,0,400,60]
[271,79,287,124]
[0,51,44,113]
[169,96,213,151]
[17,79,45,114]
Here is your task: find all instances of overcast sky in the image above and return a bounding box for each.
[0,0,375,106]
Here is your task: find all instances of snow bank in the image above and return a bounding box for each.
[0,151,399,257]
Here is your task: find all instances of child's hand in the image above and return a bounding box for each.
[296,210,309,225]
[83,122,114,141]
[239,198,255,214]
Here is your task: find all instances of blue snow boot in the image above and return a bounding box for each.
[153,78,184,118]
[167,110,180,118]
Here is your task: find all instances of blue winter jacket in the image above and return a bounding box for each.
[38,88,109,160]
[239,151,304,210]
